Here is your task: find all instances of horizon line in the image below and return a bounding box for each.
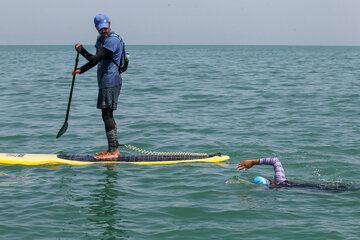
[1,44,360,47]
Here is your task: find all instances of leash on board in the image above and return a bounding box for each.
[118,143,222,157]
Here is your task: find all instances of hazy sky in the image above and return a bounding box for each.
[1,0,360,45]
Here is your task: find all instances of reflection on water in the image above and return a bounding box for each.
[87,165,129,240]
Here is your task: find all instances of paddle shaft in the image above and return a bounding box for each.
[64,52,80,123]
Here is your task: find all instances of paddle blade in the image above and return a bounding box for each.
[56,122,68,139]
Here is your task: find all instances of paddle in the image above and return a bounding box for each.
[56,52,80,139]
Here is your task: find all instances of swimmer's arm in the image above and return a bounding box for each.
[237,159,260,171]
[259,158,287,184]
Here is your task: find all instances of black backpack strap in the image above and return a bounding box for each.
[119,42,126,68]
[108,36,126,72]
[110,56,120,68]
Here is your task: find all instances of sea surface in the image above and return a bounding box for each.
[0,45,360,239]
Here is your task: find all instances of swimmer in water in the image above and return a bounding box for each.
[237,158,352,191]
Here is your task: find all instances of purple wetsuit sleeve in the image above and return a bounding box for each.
[259,158,287,185]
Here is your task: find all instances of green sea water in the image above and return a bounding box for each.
[0,45,360,239]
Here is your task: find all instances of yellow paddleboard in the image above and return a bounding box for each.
[0,153,230,165]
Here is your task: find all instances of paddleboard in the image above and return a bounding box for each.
[0,153,229,165]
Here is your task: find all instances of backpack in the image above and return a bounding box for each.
[108,33,129,73]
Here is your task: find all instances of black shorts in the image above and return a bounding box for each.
[97,84,122,110]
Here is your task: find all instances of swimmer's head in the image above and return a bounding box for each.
[254,176,271,185]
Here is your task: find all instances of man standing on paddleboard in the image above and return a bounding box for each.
[72,14,125,160]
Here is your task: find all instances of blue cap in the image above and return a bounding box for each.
[254,176,270,185]
[94,14,110,30]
